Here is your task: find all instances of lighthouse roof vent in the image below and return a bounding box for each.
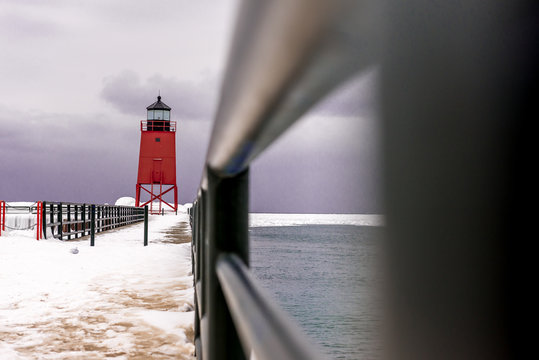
[146,96,171,110]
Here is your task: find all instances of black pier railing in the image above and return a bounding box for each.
[42,201,147,244]
[190,0,535,358]
[188,1,374,359]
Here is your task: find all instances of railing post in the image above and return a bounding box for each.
[49,203,54,238]
[198,192,206,316]
[96,206,100,233]
[36,201,42,240]
[42,201,47,239]
[66,204,71,240]
[194,194,206,358]
[0,201,5,236]
[205,166,249,360]
[75,204,79,239]
[58,202,63,241]
[144,205,149,246]
[82,204,86,236]
[90,204,95,246]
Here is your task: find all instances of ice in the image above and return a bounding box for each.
[1,202,38,232]
[249,213,385,227]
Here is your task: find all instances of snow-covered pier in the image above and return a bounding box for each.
[0,214,195,359]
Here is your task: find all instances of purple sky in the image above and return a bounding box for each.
[0,0,381,213]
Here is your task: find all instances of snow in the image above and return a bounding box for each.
[176,204,191,214]
[249,213,385,227]
[0,205,380,359]
[113,198,191,215]
[114,197,136,207]
[0,213,195,359]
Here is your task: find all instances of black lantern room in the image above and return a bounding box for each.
[146,95,171,131]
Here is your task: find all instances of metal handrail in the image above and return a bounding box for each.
[42,201,146,243]
[189,1,375,359]
[0,201,43,239]
[217,254,322,360]
[205,0,377,177]
[193,1,538,359]
[1,201,148,244]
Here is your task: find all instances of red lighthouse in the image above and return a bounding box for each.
[135,95,178,214]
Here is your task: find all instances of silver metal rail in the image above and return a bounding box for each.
[191,0,537,359]
[205,0,378,177]
[216,254,321,360]
[191,1,377,359]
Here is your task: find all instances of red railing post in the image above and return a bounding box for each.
[0,200,5,236]
[36,201,43,240]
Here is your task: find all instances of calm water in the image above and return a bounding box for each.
[250,225,384,360]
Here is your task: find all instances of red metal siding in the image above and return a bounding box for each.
[136,132,176,184]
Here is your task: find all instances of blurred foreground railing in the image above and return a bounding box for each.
[190,0,536,358]
[188,1,375,359]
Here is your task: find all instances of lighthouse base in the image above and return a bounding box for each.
[135,183,178,214]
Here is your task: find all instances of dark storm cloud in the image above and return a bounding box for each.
[0,105,212,206]
[101,71,218,120]
[0,108,139,203]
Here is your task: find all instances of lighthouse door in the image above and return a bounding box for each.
[152,159,162,183]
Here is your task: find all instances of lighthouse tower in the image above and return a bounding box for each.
[135,95,178,214]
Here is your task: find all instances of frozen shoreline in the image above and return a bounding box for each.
[249,213,385,227]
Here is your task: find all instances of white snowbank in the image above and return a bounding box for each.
[182,203,193,210]
[176,203,192,214]
[249,213,385,227]
[114,196,136,207]
[0,214,195,359]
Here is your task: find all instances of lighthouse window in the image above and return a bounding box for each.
[164,111,170,120]
[147,110,154,120]
[155,138,161,142]
[154,110,164,120]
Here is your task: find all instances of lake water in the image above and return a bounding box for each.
[250,224,384,360]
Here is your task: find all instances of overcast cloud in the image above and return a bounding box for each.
[0,0,381,213]
[101,71,218,120]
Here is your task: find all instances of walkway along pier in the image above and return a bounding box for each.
[0,213,195,358]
